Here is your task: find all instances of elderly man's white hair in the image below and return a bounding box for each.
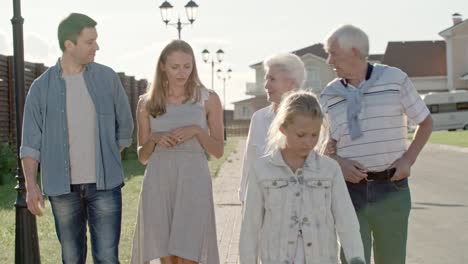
[324,24,369,59]
[263,53,306,88]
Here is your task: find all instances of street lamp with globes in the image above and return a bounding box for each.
[201,48,224,90]
[216,67,232,140]
[159,0,198,39]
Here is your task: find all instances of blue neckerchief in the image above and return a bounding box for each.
[321,64,387,140]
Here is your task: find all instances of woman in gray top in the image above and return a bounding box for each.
[131,40,224,264]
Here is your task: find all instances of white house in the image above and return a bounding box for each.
[383,13,468,93]
[439,13,468,91]
[233,44,341,120]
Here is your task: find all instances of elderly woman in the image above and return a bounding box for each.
[238,53,306,203]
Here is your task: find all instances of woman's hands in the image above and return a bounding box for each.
[151,132,178,148]
[171,125,201,144]
[152,125,201,148]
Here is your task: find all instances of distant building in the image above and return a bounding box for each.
[232,96,269,120]
[234,44,336,120]
[245,43,335,98]
[382,40,448,92]
[438,13,468,91]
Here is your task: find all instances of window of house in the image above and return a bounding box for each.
[242,106,248,117]
[304,65,321,93]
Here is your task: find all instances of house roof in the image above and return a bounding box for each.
[249,43,328,68]
[439,16,468,36]
[249,43,384,67]
[232,95,267,105]
[368,54,384,62]
[292,43,329,60]
[381,41,446,77]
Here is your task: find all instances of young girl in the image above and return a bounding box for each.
[239,91,365,264]
[131,40,223,264]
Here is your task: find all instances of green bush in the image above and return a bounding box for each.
[0,143,16,185]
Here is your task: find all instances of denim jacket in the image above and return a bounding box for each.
[240,150,365,264]
[20,59,134,196]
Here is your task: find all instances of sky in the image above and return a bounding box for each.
[1,0,467,109]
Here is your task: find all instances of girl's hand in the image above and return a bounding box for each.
[151,132,178,148]
[171,125,201,144]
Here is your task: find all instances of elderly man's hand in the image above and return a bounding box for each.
[336,157,368,183]
[390,155,412,181]
[324,139,337,156]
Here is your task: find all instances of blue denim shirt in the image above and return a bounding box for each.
[20,59,134,196]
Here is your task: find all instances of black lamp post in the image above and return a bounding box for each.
[11,0,41,263]
[201,48,224,90]
[159,0,198,39]
[216,67,232,141]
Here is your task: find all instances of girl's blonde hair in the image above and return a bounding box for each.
[144,40,204,117]
[266,91,329,154]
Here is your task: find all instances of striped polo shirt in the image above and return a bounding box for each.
[320,64,430,171]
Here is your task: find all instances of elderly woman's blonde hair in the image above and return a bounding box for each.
[266,90,329,154]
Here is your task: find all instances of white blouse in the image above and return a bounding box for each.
[238,105,275,202]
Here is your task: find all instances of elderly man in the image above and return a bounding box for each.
[320,24,433,264]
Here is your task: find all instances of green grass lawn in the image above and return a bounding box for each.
[409,130,468,148]
[0,137,239,263]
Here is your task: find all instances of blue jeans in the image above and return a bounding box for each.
[49,184,122,264]
[341,178,411,264]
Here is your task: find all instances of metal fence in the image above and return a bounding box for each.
[226,120,250,137]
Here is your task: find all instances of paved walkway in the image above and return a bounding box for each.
[213,138,245,264]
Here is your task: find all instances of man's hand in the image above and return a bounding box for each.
[390,155,411,181]
[151,132,178,148]
[336,157,368,183]
[324,139,337,156]
[324,139,367,183]
[171,125,201,144]
[26,183,44,216]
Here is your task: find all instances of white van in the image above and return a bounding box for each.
[422,91,468,131]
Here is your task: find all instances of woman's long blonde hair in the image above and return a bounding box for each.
[145,40,204,117]
[266,91,329,154]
